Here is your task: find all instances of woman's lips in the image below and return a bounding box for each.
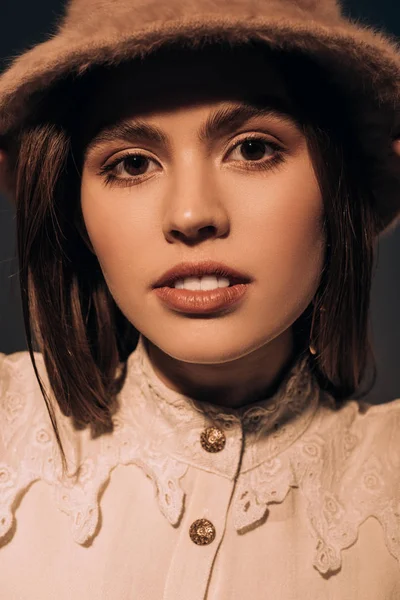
[153,283,250,314]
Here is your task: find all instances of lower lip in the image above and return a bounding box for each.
[153,284,250,314]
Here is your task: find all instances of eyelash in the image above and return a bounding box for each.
[98,134,286,189]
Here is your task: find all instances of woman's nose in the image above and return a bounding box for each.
[164,207,229,244]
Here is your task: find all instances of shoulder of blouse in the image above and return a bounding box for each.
[0,348,55,459]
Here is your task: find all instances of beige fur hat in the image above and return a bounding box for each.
[0,0,399,235]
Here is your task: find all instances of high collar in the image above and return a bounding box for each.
[120,334,322,477]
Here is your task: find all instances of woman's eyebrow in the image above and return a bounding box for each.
[84,96,302,158]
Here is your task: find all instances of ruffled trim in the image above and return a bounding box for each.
[232,399,400,574]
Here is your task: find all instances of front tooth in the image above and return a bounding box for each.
[173,276,230,290]
[201,276,229,290]
[181,277,202,290]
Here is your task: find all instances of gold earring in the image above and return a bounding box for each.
[309,302,325,356]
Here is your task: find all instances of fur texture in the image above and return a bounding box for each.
[0,0,399,234]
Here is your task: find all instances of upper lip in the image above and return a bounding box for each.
[152,260,253,288]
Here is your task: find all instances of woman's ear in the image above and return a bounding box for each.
[392,138,400,157]
[0,149,15,199]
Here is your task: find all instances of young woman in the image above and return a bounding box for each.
[0,0,399,598]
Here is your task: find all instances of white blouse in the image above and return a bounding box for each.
[0,334,399,599]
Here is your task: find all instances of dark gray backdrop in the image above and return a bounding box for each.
[0,1,399,404]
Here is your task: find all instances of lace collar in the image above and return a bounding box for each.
[123,334,322,477]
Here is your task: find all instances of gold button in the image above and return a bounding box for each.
[189,518,216,545]
[200,426,226,453]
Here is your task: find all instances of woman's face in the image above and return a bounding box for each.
[80,46,326,403]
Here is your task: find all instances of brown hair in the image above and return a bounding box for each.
[2,41,381,478]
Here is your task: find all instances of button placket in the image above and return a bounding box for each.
[163,470,237,600]
[187,419,228,557]
[190,418,236,551]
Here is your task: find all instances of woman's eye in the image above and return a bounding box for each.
[99,135,285,188]
[228,137,282,164]
[112,154,154,179]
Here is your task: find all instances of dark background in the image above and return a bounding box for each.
[0,1,399,404]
